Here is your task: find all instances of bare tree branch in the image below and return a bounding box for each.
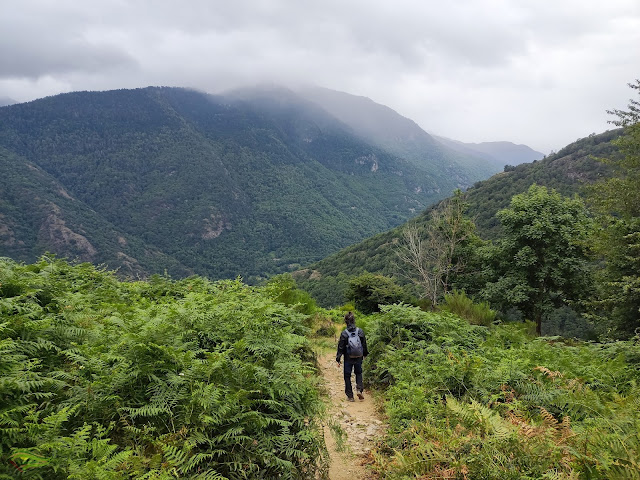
[396,191,473,308]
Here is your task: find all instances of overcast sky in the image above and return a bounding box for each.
[1,1,638,153]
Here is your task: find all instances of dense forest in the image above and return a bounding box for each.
[0,86,502,283]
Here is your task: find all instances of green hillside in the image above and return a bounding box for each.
[0,86,497,281]
[295,129,622,306]
[0,146,192,276]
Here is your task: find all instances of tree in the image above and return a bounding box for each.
[396,190,479,308]
[483,185,593,335]
[264,273,317,314]
[346,272,408,314]
[588,80,640,337]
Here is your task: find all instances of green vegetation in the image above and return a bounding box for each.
[3,80,640,479]
[483,185,593,335]
[4,256,639,478]
[363,306,640,478]
[396,190,483,308]
[297,129,622,309]
[0,86,494,283]
[300,84,640,477]
[0,257,327,479]
[301,81,640,343]
[442,290,496,326]
[588,80,640,338]
[345,272,412,314]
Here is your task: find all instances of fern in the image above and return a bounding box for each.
[364,311,640,478]
[1,257,327,479]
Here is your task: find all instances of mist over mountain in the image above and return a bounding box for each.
[0,85,517,280]
[0,96,16,107]
[297,86,504,189]
[433,135,544,169]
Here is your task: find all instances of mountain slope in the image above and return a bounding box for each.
[295,129,621,306]
[433,136,544,169]
[297,86,505,189]
[0,146,191,277]
[0,86,496,280]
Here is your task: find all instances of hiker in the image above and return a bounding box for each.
[336,311,368,402]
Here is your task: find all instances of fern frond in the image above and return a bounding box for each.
[540,407,558,427]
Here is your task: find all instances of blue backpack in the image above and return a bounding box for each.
[347,328,364,358]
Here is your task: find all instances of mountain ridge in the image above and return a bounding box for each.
[433,135,544,169]
[296,86,503,187]
[0,85,512,280]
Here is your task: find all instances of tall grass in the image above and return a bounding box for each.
[442,289,497,326]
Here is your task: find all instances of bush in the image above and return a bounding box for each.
[265,273,318,315]
[441,289,497,326]
[0,258,328,479]
[346,272,409,314]
[310,312,338,337]
[365,304,640,479]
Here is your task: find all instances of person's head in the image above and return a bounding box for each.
[344,311,355,328]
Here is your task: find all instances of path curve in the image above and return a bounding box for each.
[319,352,385,480]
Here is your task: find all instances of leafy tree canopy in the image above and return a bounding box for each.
[346,272,410,314]
[588,80,640,337]
[483,184,593,335]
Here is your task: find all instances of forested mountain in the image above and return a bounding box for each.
[298,86,502,188]
[0,86,501,281]
[0,147,191,277]
[295,129,622,306]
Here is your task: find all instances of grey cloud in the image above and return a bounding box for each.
[0,0,638,153]
[0,4,137,79]
[0,38,137,79]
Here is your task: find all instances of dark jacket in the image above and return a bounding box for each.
[336,326,368,362]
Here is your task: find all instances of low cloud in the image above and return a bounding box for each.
[1,0,638,152]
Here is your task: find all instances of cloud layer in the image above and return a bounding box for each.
[2,0,639,152]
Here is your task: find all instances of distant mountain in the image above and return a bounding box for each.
[433,135,544,169]
[0,86,502,281]
[297,86,504,190]
[295,129,621,306]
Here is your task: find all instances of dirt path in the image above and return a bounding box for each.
[319,352,385,480]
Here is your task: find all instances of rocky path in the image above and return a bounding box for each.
[319,352,385,480]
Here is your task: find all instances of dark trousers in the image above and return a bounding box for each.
[343,357,363,398]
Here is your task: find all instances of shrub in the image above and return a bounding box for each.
[265,273,318,315]
[442,289,497,326]
[364,304,640,478]
[346,273,409,314]
[0,257,328,479]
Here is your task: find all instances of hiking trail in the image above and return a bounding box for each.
[319,351,385,480]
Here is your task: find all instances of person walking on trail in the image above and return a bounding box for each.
[336,311,368,402]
